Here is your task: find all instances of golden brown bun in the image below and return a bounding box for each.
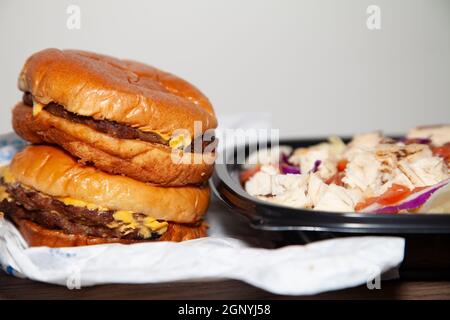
[8,145,210,224]
[18,49,217,138]
[13,103,215,186]
[12,217,208,247]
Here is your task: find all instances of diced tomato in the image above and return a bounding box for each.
[239,165,261,184]
[325,172,344,186]
[337,159,348,172]
[432,143,450,163]
[376,184,412,205]
[355,197,377,211]
[355,183,413,211]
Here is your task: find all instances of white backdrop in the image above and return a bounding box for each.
[1,0,449,137]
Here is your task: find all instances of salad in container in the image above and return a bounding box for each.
[240,125,450,215]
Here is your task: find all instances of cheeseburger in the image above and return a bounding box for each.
[13,49,217,186]
[0,146,209,247]
[3,49,215,247]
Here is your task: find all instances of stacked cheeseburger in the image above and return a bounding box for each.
[0,49,217,247]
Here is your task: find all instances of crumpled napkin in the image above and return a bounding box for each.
[0,217,404,295]
[0,114,405,295]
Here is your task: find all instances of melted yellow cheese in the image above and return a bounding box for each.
[143,216,168,233]
[113,210,137,226]
[0,166,15,184]
[0,167,12,202]
[32,102,45,116]
[59,198,168,238]
[169,133,192,150]
[138,128,171,141]
[59,197,109,211]
[112,210,168,238]
[0,185,11,202]
[136,129,193,151]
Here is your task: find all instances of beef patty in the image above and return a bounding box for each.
[22,93,217,153]
[0,181,165,240]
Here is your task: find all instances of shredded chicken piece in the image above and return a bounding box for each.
[288,137,345,173]
[342,151,381,195]
[245,170,273,196]
[288,144,330,172]
[317,159,337,181]
[344,131,382,158]
[314,185,362,212]
[245,165,308,198]
[307,173,329,206]
[398,157,448,187]
[259,187,311,208]
[243,146,292,169]
[407,125,450,146]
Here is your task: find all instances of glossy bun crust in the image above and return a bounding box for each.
[12,216,207,247]
[8,145,210,224]
[13,103,215,186]
[18,48,217,137]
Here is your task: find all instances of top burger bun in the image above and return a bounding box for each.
[6,145,210,224]
[18,48,217,139]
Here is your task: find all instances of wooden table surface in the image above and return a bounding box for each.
[1,271,449,299]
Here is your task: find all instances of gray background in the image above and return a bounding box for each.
[1,0,449,138]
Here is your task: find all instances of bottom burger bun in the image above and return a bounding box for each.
[5,145,210,224]
[11,216,207,247]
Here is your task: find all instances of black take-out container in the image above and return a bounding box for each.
[210,138,450,279]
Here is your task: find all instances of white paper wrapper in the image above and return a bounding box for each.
[0,114,405,295]
[0,216,404,295]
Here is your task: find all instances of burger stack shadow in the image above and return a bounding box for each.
[0,49,217,247]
